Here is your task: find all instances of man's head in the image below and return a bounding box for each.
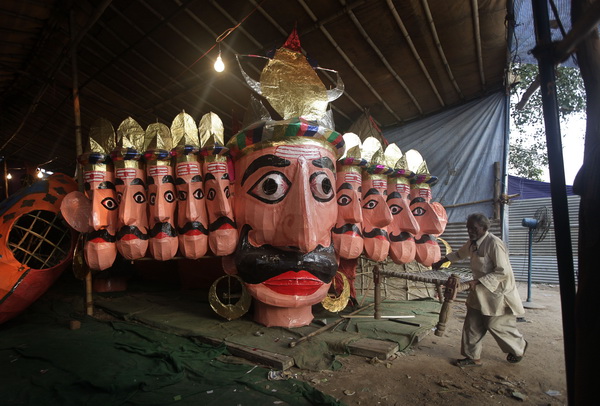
[466,213,489,241]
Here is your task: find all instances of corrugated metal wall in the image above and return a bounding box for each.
[438,196,580,284]
[506,196,579,284]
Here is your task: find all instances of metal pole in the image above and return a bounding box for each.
[527,227,533,302]
[531,1,577,403]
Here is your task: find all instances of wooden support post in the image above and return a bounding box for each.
[373,265,381,319]
[493,161,501,220]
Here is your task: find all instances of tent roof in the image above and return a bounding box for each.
[1,0,509,175]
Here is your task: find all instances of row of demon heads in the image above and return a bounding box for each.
[60,112,447,326]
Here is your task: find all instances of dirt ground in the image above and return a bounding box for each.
[295,283,567,406]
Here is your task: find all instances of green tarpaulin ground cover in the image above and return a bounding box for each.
[0,281,343,406]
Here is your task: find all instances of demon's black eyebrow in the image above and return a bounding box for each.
[387,191,401,201]
[241,154,290,186]
[312,157,335,172]
[175,175,202,185]
[410,197,426,205]
[337,182,353,192]
[364,188,380,197]
[204,172,215,181]
[97,181,116,190]
[131,178,146,187]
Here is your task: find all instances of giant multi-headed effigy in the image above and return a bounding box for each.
[60,29,447,328]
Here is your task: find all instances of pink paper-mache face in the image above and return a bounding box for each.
[146,155,178,261]
[201,155,237,256]
[361,174,392,262]
[387,177,419,264]
[332,165,363,259]
[230,138,339,327]
[81,156,118,271]
[174,147,209,259]
[113,152,149,260]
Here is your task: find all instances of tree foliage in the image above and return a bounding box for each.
[509,63,586,180]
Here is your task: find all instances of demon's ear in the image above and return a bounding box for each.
[60,191,93,233]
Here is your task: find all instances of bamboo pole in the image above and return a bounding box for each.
[70,10,92,317]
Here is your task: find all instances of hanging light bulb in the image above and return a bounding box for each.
[214,51,225,72]
[6,172,12,180]
[37,169,43,179]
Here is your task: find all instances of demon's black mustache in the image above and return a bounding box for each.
[86,229,116,243]
[117,225,149,241]
[178,221,209,235]
[209,216,237,232]
[332,223,363,237]
[362,228,389,239]
[389,231,414,242]
[415,234,435,244]
[234,224,338,285]
[149,222,177,238]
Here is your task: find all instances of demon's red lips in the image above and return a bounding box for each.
[217,223,235,231]
[120,234,139,241]
[184,229,203,236]
[89,237,109,243]
[263,270,323,296]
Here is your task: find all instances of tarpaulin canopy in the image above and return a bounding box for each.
[384,92,507,223]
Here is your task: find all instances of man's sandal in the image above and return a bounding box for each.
[507,340,528,363]
[455,358,482,367]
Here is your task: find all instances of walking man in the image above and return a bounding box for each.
[432,213,527,367]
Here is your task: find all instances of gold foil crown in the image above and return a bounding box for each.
[237,28,343,122]
[199,112,225,149]
[172,111,199,147]
[144,122,173,152]
[88,118,116,154]
[116,117,145,151]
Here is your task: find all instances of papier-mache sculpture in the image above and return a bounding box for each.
[406,150,448,266]
[227,28,345,327]
[61,118,118,271]
[199,112,237,256]
[384,144,420,264]
[360,137,393,262]
[144,121,181,261]
[171,111,209,259]
[112,117,149,260]
[332,132,366,260]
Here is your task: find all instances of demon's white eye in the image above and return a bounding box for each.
[310,172,334,202]
[101,197,118,211]
[248,171,291,204]
[133,191,146,204]
[149,193,156,206]
[412,206,426,217]
[362,199,378,210]
[389,204,402,215]
[178,190,187,201]
[164,190,175,203]
[193,188,203,200]
[337,195,352,206]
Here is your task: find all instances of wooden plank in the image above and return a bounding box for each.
[348,338,399,359]
[198,336,295,371]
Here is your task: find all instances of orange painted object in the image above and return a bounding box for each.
[361,175,392,262]
[332,167,363,259]
[202,157,237,256]
[175,159,209,259]
[387,180,419,264]
[0,174,78,324]
[146,162,178,261]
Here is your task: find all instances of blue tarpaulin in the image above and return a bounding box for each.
[508,174,574,199]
